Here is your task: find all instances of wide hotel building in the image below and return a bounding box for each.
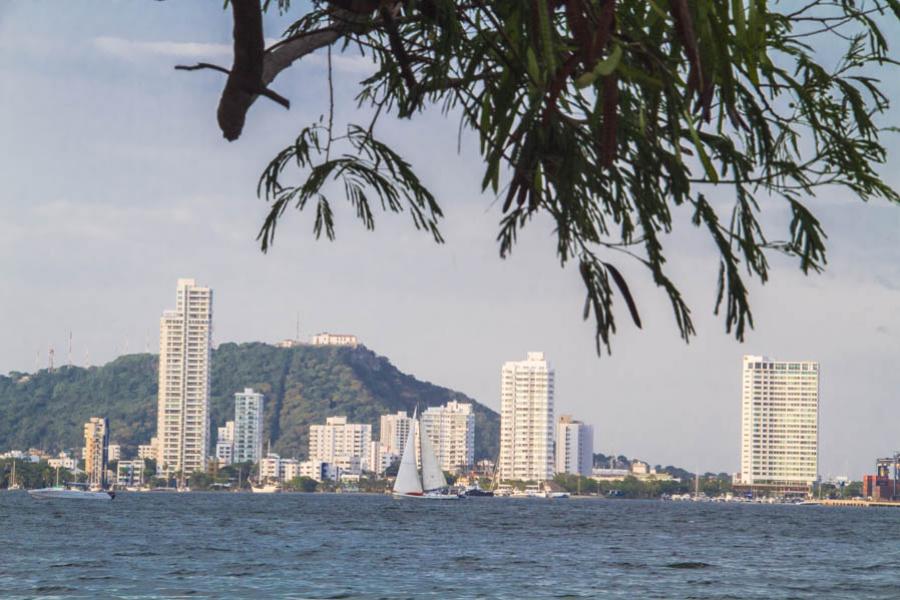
[736,355,819,496]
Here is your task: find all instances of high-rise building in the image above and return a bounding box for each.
[155,278,213,477]
[421,401,475,473]
[555,416,593,476]
[499,352,555,482]
[309,416,371,475]
[738,355,819,493]
[234,388,264,464]
[379,411,414,456]
[215,420,235,466]
[83,417,109,488]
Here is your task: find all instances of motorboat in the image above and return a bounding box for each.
[28,482,115,501]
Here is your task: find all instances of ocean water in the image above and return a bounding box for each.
[0,492,897,599]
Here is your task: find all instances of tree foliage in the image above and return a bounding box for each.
[182,0,900,352]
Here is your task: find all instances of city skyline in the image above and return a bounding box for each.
[1,4,898,479]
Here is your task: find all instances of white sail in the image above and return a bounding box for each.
[393,421,423,495]
[420,421,447,491]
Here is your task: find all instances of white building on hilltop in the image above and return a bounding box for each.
[310,333,358,347]
[155,278,213,477]
[379,411,415,456]
[555,416,593,477]
[215,421,235,466]
[738,355,819,492]
[234,388,264,464]
[499,352,555,482]
[309,417,371,475]
[421,401,475,473]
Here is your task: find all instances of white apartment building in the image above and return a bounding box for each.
[215,421,235,466]
[366,441,397,475]
[48,452,77,471]
[310,332,359,347]
[739,355,819,490]
[555,416,594,477]
[421,401,475,473]
[309,416,371,475]
[281,458,301,481]
[138,438,158,461]
[84,417,109,487]
[499,352,555,482]
[117,459,145,487]
[155,279,213,477]
[234,389,264,464]
[107,444,121,462]
[380,411,415,456]
[259,453,282,481]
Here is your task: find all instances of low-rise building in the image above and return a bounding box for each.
[259,453,282,482]
[215,421,235,466]
[48,452,78,471]
[309,416,371,473]
[138,438,158,461]
[310,332,359,347]
[107,444,121,462]
[117,459,145,487]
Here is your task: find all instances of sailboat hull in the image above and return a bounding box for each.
[392,491,463,500]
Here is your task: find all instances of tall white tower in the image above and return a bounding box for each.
[156,278,213,477]
[555,415,594,477]
[499,352,555,482]
[233,388,264,464]
[739,355,819,492]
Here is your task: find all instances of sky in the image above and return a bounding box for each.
[1,3,898,477]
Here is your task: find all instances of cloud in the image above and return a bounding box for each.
[92,36,232,60]
[90,36,373,75]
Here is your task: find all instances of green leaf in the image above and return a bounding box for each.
[575,44,623,89]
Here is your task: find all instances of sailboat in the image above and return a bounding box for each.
[8,459,22,491]
[393,410,462,500]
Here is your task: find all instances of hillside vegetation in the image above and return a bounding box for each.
[0,343,499,460]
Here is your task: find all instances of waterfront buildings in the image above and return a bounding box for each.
[155,278,213,477]
[380,411,414,456]
[421,401,475,473]
[310,333,358,347]
[116,459,145,487]
[83,417,110,487]
[737,355,819,494]
[234,388,264,464]
[215,421,235,466]
[309,416,371,475]
[499,352,555,482]
[555,416,593,476]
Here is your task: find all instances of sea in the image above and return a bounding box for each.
[0,492,897,599]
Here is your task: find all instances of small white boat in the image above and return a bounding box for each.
[250,482,281,494]
[392,409,462,500]
[28,482,115,501]
[546,491,570,499]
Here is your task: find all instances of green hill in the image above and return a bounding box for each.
[0,342,499,460]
